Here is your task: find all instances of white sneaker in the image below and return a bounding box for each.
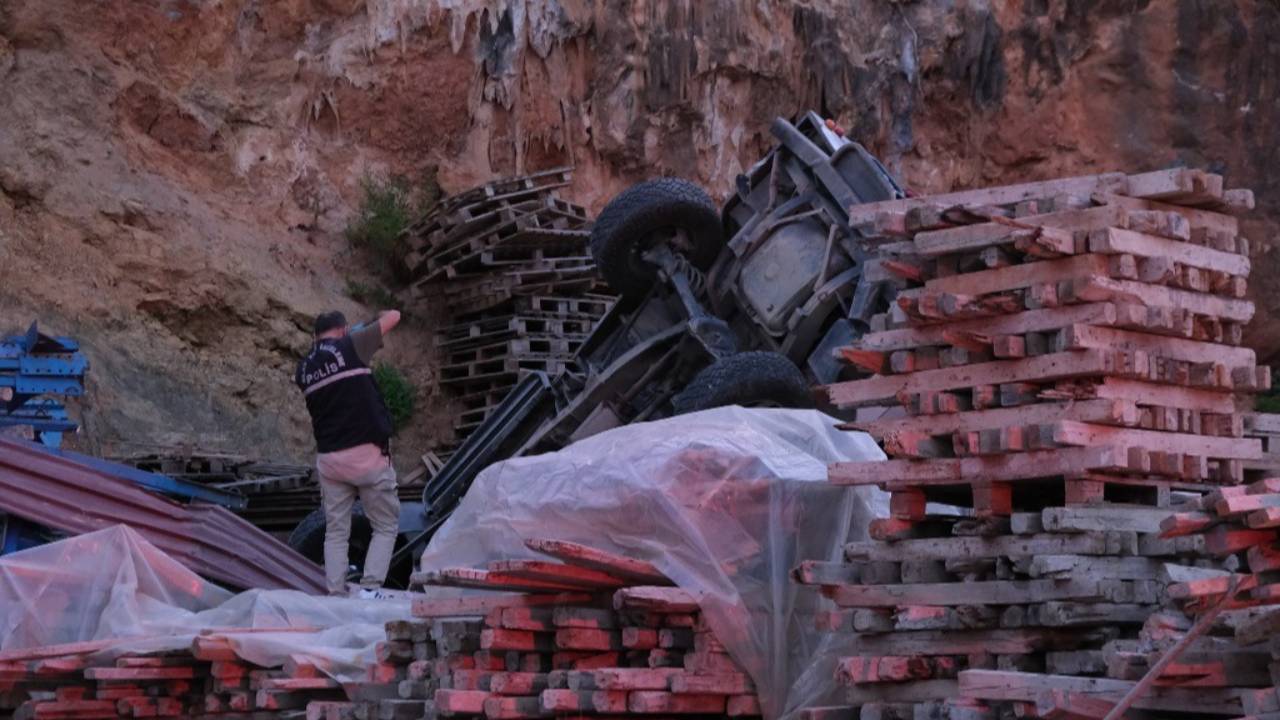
[352,587,389,600]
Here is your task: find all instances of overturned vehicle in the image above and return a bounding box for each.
[289,111,905,583]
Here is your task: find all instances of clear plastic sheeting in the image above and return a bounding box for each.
[418,406,889,719]
[0,525,232,650]
[0,525,411,680]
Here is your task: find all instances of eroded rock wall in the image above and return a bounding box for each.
[1,0,1276,462]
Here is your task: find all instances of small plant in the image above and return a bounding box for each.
[373,363,416,433]
[345,169,440,278]
[345,279,402,310]
[1258,368,1280,412]
[345,177,415,275]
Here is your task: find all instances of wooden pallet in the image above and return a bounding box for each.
[392,539,759,720]
[0,540,751,720]
[803,171,1269,719]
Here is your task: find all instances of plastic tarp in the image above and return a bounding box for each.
[418,406,889,719]
[0,525,410,679]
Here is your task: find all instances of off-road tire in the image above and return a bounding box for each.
[674,351,813,413]
[590,178,722,300]
[288,505,373,568]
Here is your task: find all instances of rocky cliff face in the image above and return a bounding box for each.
[1,0,1277,463]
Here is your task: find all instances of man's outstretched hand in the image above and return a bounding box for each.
[376,309,401,336]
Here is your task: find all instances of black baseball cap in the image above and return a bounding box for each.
[313,311,348,336]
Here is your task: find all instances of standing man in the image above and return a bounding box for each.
[295,309,402,597]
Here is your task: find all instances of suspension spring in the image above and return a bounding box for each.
[670,253,708,297]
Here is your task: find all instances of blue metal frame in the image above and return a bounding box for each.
[0,513,58,555]
[0,321,87,447]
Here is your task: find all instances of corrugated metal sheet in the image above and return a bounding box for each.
[0,437,325,594]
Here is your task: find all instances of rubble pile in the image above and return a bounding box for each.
[399,169,613,446]
[797,168,1268,717]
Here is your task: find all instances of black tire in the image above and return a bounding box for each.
[674,351,813,414]
[287,505,374,571]
[590,178,723,300]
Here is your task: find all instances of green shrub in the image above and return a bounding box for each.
[345,170,440,277]
[373,363,416,432]
[1258,368,1280,412]
[345,178,415,275]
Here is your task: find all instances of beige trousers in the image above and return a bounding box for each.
[318,461,401,595]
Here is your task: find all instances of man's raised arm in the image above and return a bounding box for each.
[377,309,401,336]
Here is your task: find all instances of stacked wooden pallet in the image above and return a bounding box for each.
[797,168,1267,718]
[0,630,390,720]
[330,537,761,720]
[402,168,596,314]
[108,446,321,540]
[1156,459,1280,717]
[438,295,613,437]
[400,171,613,445]
[1245,412,1280,481]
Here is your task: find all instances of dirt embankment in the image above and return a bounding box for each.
[1,0,1276,465]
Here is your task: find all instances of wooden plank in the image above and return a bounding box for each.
[1088,378,1237,414]
[845,629,1103,656]
[825,350,1122,408]
[524,539,670,585]
[911,204,1125,257]
[1023,555,1167,580]
[83,667,195,680]
[845,532,1134,562]
[486,561,628,589]
[846,399,1137,437]
[846,173,1130,226]
[1097,193,1239,236]
[1050,421,1262,460]
[627,690,726,714]
[566,668,684,691]
[855,303,1121,352]
[613,587,699,613]
[1070,277,1254,323]
[1089,227,1249,275]
[539,689,625,713]
[1042,506,1178,534]
[482,696,552,719]
[958,669,1246,715]
[555,628,621,652]
[1034,689,1118,719]
[1245,413,1280,435]
[412,593,594,619]
[1056,324,1255,366]
[416,568,584,593]
[836,655,958,684]
[844,679,961,705]
[1217,494,1280,517]
[1126,168,1223,203]
[551,607,617,630]
[824,578,1103,607]
[1235,608,1280,646]
[435,690,490,715]
[0,640,122,663]
[924,254,1125,296]
[829,445,1128,488]
[669,673,754,695]
[480,628,553,653]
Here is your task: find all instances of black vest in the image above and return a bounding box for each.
[295,335,393,453]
